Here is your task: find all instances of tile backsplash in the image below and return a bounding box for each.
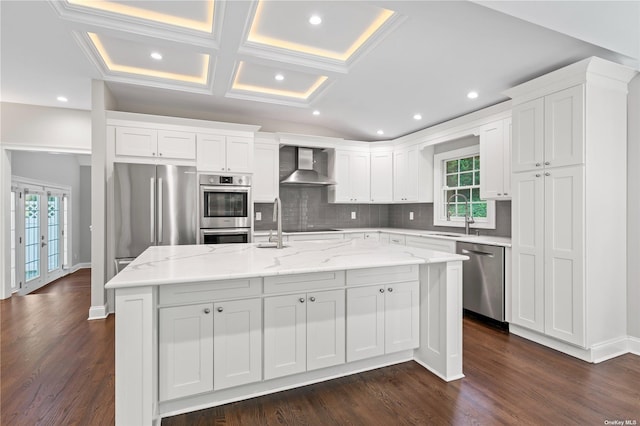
[254,145,511,237]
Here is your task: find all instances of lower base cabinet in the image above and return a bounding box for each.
[346,281,419,362]
[159,298,262,401]
[264,289,346,380]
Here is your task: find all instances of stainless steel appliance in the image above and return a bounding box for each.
[199,174,252,244]
[280,147,335,185]
[113,163,197,261]
[456,242,505,322]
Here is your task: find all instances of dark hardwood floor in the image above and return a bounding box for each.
[2,270,639,425]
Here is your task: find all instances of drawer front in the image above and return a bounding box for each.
[264,271,346,294]
[363,232,380,241]
[346,264,419,286]
[387,234,406,245]
[405,236,455,253]
[288,233,344,241]
[344,233,365,240]
[159,278,262,305]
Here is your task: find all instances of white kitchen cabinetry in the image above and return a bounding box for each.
[479,118,512,199]
[370,150,393,203]
[346,281,419,362]
[393,145,434,203]
[159,303,214,401]
[115,127,196,160]
[197,134,253,173]
[264,289,345,380]
[329,150,370,203]
[213,298,262,390]
[253,142,279,202]
[380,233,406,245]
[507,57,635,359]
[405,235,456,253]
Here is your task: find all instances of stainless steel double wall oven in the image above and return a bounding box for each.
[199,174,252,244]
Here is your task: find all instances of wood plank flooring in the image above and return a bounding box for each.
[2,269,639,425]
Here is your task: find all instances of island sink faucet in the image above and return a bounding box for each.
[269,197,284,249]
[446,193,474,235]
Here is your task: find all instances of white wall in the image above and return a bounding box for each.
[10,151,88,269]
[628,74,640,339]
[79,166,91,264]
[1,102,91,152]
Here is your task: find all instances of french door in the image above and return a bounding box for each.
[12,182,69,294]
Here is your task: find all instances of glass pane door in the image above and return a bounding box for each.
[10,190,17,292]
[25,192,41,283]
[47,194,61,273]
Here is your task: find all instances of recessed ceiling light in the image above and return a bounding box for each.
[309,15,322,25]
[57,96,68,102]
[467,91,479,99]
[312,110,320,116]
[413,113,422,120]
[275,73,284,81]
[150,52,163,60]
[377,130,384,135]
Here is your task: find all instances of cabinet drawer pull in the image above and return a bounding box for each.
[299,298,305,303]
[544,161,550,165]
[545,172,551,176]
[309,296,316,302]
[535,174,541,177]
[204,308,211,314]
[217,307,223,313]
[535,163,541,167]
[387,287,393,292]
[379,288,385,293]
[497,193,502,196]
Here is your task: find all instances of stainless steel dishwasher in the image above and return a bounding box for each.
[456,242,505,322]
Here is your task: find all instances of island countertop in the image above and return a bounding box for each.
[105,239,468,289]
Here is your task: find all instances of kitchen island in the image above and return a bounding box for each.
[105,239,468,425]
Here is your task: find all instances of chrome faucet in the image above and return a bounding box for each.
[269,197,284,249]
[446,193,475,235]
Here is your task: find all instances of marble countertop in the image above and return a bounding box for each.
[253,227,512,248]
[105,239,468,289]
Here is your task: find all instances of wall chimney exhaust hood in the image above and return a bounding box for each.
[280,147,336,186]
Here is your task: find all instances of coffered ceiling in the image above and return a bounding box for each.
[1,1,638,141]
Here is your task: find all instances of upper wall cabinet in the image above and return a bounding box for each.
[512,85,584,173]
[370,150,393,203]
[328,150,371,203]
[394,145,434,203]
[197,135,253,173]
[115,127,196,160]
[253,142,279,202]
[479,118,512,200]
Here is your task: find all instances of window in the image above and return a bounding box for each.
[433,146,495,229]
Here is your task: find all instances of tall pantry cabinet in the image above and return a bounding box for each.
[506,57,636,362]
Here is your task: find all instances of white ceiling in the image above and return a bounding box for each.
[1,1,638,142]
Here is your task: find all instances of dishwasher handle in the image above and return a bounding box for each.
[461,248,495,257]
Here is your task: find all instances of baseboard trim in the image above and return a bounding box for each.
[591,337,632,363]
[88,304,109,320]
[70,263,91,273]
[628,336,640,356]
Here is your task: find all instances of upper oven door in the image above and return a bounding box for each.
[200,186,251,228]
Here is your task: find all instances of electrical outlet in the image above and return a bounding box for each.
[351,211,356,219]
[409,211,414,220]
[256,211,262,221]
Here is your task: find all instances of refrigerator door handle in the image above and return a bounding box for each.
[158,177,163,243]
[150,178,155,243]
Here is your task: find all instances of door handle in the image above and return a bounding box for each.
[158,178,163,243]
[150,178,155,243]
[461,248,494,257]
[41,241,47,247]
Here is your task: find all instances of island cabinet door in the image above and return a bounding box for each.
[346,286,385,362]
[384,281,420,354]
[213,298,262,390]
[306,289,346,371]
[159,303,214,401]
[264,294,307,380]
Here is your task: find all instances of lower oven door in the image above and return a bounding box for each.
[200,228,251,244]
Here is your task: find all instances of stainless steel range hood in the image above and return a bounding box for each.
[280,147,336,186]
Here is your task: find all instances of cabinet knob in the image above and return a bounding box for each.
[159,152,163,156]
[379,288,385,293]
[299,298,305,303]
[497,193,502,196]
[545,172,551,176]
[544,161,550,165]
[388,287,393,292]
[152,152,156,156]
[535,163,541,167]
[504,193,508,196]
[309,296,316,302]
[204,308,211,314]
[217,307,223,313]
[535,174,541,177]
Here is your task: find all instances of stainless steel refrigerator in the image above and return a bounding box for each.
[113,163,197,262]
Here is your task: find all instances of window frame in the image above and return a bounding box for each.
[433,145,496,229]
